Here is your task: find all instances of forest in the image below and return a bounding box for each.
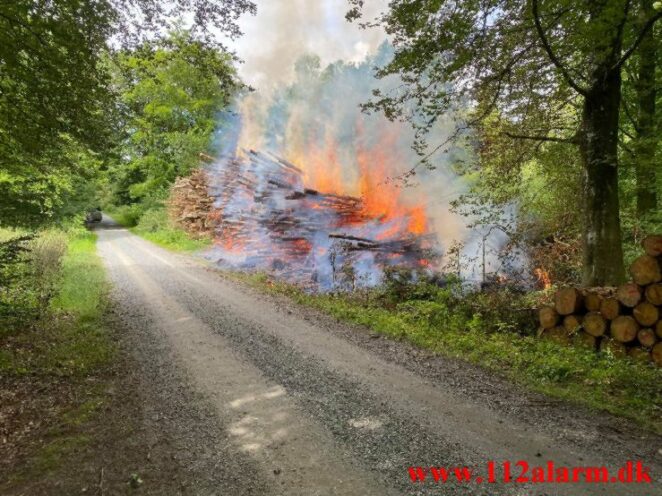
[1,0,662,493]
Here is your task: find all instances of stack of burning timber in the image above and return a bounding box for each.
[168,168,219,238]
[538,235,662,366]
[206,149,438,289]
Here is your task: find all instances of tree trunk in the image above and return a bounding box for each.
[635,0,658,216]
[580,67,626,286]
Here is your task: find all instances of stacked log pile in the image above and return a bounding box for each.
[538,235,662,366]
[168,169,219,238]
[205,149,439,289]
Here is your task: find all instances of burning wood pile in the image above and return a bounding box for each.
[207,150,439,290]
[168,169,219,238]
[538,235,662,366]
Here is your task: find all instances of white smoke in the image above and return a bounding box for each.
[231,0,387,89]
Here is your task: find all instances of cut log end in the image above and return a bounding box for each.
[633,302,659,327]
[644,283,662,305]
[584,292,602,312]
[583,312,607,337]
[642,235,662,257]
[554,288,583,315]
[610,316,640,343]
[539,306,559,329]
[616,283,643,308]
[599,297,621,320]
[629,255,662,286]
[637,328,657,348]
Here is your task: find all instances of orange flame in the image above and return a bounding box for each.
[284,117,432,242]
[534,268,552,289]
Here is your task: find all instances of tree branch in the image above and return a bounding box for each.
[613,10,662,70]
[504,131,578,144]
[532,0,589,96]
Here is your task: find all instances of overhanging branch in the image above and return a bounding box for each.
[613,10,662,70]
[532,0,589,96]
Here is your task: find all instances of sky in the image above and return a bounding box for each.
[229,0,387,89]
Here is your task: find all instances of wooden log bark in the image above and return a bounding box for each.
[539,306,559,329]
[583,312,607,337]
[633,302,659,327]
[637,328,657,348]
[600,338,628,358]
[656,320,662,339]
[629,255,662,285]
[554,288,583,315]
[616,283,642,308]
[599,297,621,320]
[642,234,662,257]
[610,316,640,343]
[644,283,662,305]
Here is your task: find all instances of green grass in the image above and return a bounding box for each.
[107,205,211,252]
[1,228,114,485]
[234,272,662,433]
[1,230,114,377]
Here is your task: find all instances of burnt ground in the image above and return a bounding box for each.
[2,217,661,495]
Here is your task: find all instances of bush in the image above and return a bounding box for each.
[30,231,67,315]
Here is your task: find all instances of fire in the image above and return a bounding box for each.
[289,136,345,195]
[534,268,552,289]
[408,206,427,235]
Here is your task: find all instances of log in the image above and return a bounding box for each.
[652,342,662,367]
[637,328,657,348]
[563,314,583,333]
[554,288,583,315]
[629,255,662,285]
[610,316,640,343]
[628,347,651,363]
[539,306,560,329]
[583,312,607,337]
[644,283,662,305]
[600,338,627,358]
[599,297,621,320]
[633,302,659,327]
[642,234,662,257]
[573,332,597,350]
[584,292,602,312]
[616,283,642,308]
[656,320,662,339]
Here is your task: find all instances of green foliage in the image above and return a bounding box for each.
[0,229,113,377]
[348,0,662,285]
[107,29,240,207]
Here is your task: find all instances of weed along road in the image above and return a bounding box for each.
[96,218,661,496]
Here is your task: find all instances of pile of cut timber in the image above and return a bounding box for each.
[205,149,438,289]
[538,235,662,367]
[168,169,219,238]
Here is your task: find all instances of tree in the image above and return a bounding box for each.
[0,0,254,225]
[108,29,240,206]
[348,0,662,286]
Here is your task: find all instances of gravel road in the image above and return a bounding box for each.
[96,217,661,496]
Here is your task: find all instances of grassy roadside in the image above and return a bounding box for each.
[233,272,662,434]
[0,228,115,488]
[106,205,211,252]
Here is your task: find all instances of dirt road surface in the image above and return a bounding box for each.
[96,217,661,495]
